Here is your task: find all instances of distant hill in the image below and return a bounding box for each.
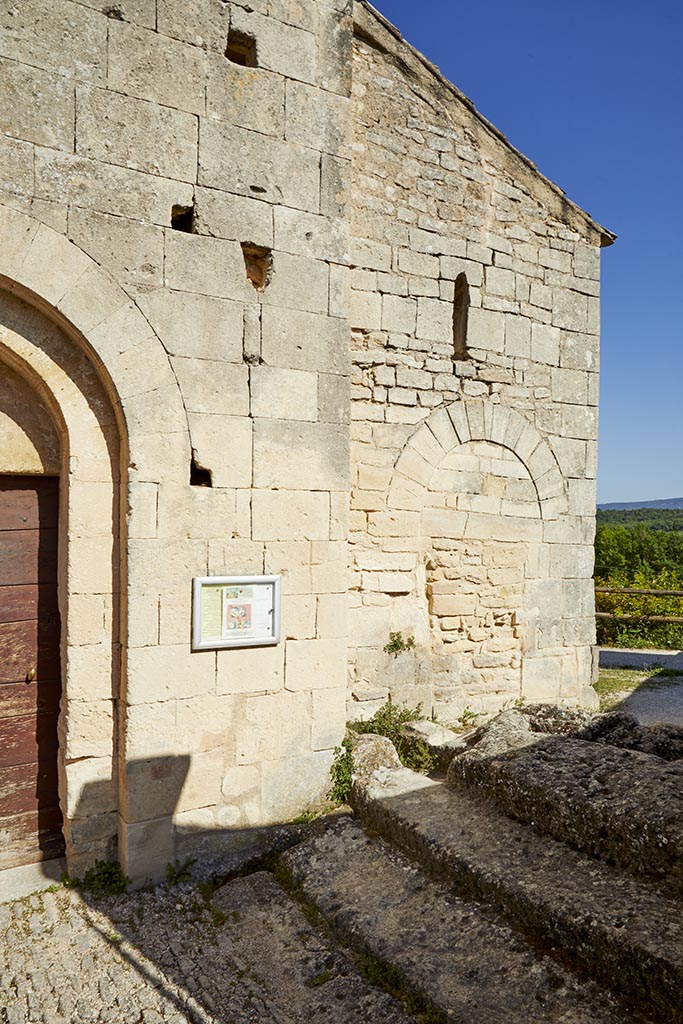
[598,498,683,511]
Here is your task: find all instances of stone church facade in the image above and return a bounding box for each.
[0,0,613,880]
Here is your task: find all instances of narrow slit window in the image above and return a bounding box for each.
[453,273,470,361]
[226,29,257,67]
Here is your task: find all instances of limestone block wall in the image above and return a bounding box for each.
[0,0,353,879]
[346,4,611,721]
[0,362,59,473]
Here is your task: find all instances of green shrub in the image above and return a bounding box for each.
[328,699,436,805]
[329,737,354,805]
[66,859,130,897]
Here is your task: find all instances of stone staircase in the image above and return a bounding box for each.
[209,711,683,1023]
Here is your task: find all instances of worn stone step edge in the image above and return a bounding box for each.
[448,733,683,890]
[349,737,683,1024]
[210,870,415,1024]
[283,816,632,1024]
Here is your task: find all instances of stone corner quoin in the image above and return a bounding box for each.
[0,0,611,881]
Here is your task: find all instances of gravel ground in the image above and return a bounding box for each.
[611,680,683,725]
[597,663,683,725]
[0,870,410,1024]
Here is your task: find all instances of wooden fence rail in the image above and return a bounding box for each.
[594,587,683,625]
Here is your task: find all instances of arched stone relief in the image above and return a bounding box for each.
[363,400,576,718]
[388,400,568,522]
[0,204,191,472]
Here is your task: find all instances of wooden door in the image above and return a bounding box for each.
[0,476,64,869]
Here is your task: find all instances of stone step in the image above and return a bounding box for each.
[350,738,683,1024]
[283,817,629,1024]
[447,732,683,889]
[210,870,414,1023]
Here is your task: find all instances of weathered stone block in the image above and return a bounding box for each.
[281,593,317,640]
[261,750,334,821]
[199,120,320,213]
[383,294,417,334]
[108,20,206,114]
[252,490,330,541]
[319,372,350,424]
[274,206,348,264]
[265,541,312,595]
[120,816,174,883]
[253,420,349,490]
[486,266,515,299]
[35,148,193,226]
[0,137,33,198]
[126,644,216,704]
[171,356,249,416]
[348,602,392,648]
[236,689,310,765]
[416,298,452,343]
[521,656,563,699]
[467,307,505,353]
[164,232,252,300]
[187,413,252,489]
[262,251,331,314]
[530,323,561,365]
[0,58,74,151]
[552,288,588,332]
[207,60,285,138]
[194,187,273,247]
[68,209,164,295]
[76,86,198,182]
[285,637,347,691]
[156,0,230,49]
[312,686,346,749]
[139,289,244,362]
[251,365,318,421]
[350,288,382,330]
[261,305,347,373]
[285,79,349,155]
[0,0,107,83]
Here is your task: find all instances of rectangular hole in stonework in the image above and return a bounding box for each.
[225,30,257,67]
[171,205,195,233]
[190,456,212,487]
[241,243,272,291]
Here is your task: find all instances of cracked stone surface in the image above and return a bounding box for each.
[0,872,411,1024]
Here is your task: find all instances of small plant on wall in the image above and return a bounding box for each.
[383,631,416,657]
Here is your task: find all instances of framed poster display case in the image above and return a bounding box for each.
[192,575,281,651]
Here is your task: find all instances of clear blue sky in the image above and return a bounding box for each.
[374,0,683,504]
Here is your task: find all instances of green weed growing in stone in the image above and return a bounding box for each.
[166,856,196,886]
[329,737,355,806]
[329,699,436,805]
[383,631,416,657]
[458,706,479,728]
[63,859,130,897]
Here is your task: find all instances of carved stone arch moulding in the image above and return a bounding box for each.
[0,203,191,464]
[387,400,568,521]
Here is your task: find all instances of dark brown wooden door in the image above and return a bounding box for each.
[0,476,64,869]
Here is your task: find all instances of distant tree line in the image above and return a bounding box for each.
[595,509,683,649]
